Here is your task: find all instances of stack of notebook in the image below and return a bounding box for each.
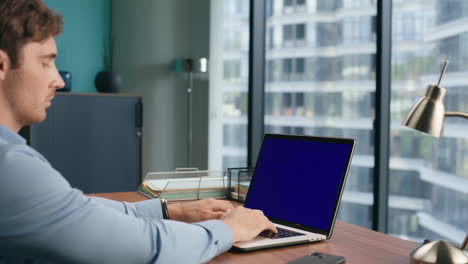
[230,182,250,202]
[138,176,227,200]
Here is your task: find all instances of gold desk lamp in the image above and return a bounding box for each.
[402,61,468,264]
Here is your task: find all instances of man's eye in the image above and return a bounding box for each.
[42,61,53,67]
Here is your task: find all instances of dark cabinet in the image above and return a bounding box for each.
[20,93,143,193]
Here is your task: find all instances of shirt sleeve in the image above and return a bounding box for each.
[89,196,165,220]
[0,146,234,264]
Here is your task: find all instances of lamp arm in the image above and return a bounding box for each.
[462,234,468,250]
[445,111,468,119]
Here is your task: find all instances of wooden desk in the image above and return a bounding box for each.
[88,192,417,264]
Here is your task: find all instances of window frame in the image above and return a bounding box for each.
[247,0,393,233]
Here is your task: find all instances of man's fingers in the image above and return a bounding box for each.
[268,222,278,234]
[210,211,226,219]
[262,217,278,234]
[253,209,264,216]
[211,201,234,212]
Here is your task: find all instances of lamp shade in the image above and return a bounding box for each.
[173,58,208,73]
[402,85,447,137]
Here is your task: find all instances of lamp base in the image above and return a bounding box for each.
[410,240,468,264]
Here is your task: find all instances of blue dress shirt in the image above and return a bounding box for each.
[0,124,233,264]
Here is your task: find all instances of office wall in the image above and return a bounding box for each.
[44,0,111,93]
[112,0,210,173]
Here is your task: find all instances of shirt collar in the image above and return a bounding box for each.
[0,123,27,145]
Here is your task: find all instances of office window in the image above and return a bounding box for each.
[297,0,306,5]
[316,22,342,47]
[214,0,467,244]
[283,24,307,47]
[280,58,306,81]
[317,0,342,12]
[295,93,305,115]
[283,0,307,14]
[436,0,468,24]
[283,25,294,41]
[223,0,249,18]
[390,0,468,243]
[266,26,274,49]
[342,16,375,44]
[296,24,306,40]
[315,57,341,81]
[266,0,274,17]
[223,60,241,81]
[209,0,249,170]
[282,93,293,116]
[264,0,377,230]
[224,30,242,51]
[283,59,293,74]
[284,0,307,6]
[342,0,376,9]
[265,60,274,82]
[296,58,305,74]
[223,124,248,147]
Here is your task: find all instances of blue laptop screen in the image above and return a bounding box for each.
[244,136,353,232]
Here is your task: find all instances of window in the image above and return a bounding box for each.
[224,30,242,51]
[283,93,292,108]
[390,0,468,243]
[265,0,377,230]
[297,0,306,5]
[342,16,375,44]
[283,24,307,47]
[266,0,274,17]
[224,0,248,18]
[283,0,307,13]
[223,60,241,81]
[296,24,306,40]
[266,26,274,49]
[317,0,342,12]
[279,57,307,80]
[296,58,305,74]
[316,22,341,47]
[283,25,294,41]
[214,0,468,245]
[437,0,468,24]
[209,0,250,170]
[283,59,293,74]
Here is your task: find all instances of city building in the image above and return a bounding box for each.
[211,0,468,243]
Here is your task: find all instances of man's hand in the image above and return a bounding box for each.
[220,206,278,243]
[167,198,234,223]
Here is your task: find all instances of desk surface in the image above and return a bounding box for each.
[88,192,417,264]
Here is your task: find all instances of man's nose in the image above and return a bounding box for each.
[52,70,65,90]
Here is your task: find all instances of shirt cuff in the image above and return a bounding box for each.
[194,219,234,255]
[123,199,163,219]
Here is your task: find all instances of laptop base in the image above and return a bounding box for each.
[231,238,324,252]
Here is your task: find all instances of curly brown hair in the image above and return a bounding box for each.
[0,0,63,69]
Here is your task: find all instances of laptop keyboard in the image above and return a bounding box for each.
[259,227,306,239]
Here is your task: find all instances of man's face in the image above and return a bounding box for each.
[2,37,64,130]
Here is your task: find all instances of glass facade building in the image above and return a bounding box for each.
[389,0,468,243]
[211,0,467,243]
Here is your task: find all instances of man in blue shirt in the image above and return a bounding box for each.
[0,1,277,263]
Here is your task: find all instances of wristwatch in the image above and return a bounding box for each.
[160,199,170,219]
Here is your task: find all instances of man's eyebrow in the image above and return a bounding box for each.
[38,53,57,60]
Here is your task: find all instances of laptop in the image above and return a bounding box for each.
[232,133,355,252]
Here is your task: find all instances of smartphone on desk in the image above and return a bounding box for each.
[289,252,346,264]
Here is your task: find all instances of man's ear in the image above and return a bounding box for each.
[0,49,11,81]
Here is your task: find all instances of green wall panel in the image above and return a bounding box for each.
[44,0,111,93]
